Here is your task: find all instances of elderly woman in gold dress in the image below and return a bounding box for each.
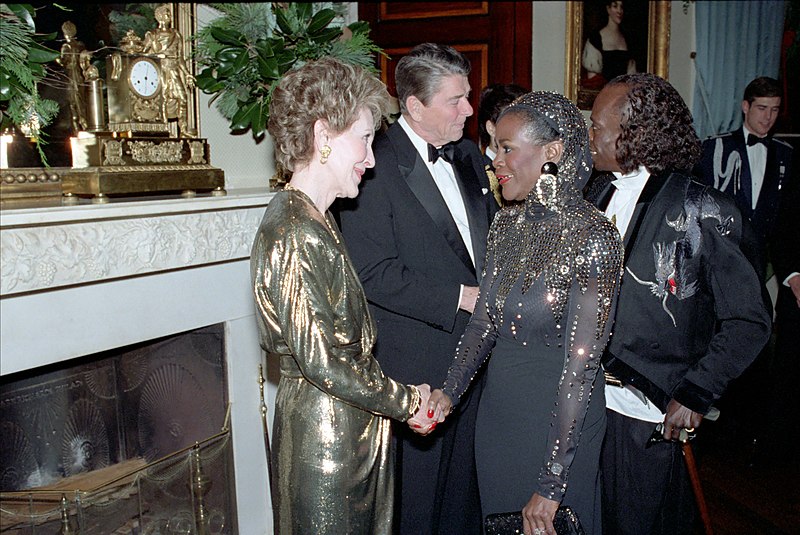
[251,57,432,535]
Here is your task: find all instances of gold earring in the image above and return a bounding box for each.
[535,162,559,207]
[320,145,332,165]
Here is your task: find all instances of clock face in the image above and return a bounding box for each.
[129,59,160,98]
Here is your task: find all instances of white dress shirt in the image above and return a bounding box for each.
[398,116,475,265]
[743,124,767,211]
[603,166,666,423]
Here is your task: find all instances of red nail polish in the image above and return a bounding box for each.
[412,424,421,428]
[430,422,437,430]
[427,409,434,418]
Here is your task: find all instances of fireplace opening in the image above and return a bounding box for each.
[0,323,238,534]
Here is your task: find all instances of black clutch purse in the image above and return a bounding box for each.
[484,506,585,535]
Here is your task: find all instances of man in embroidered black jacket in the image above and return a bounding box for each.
[584,73,771,535]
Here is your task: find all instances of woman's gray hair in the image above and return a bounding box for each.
[395,43,471,115]
[268,57,391,173]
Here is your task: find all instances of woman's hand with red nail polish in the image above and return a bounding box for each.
[427,389,453,424]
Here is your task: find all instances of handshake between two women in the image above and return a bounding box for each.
[407,387,454,435]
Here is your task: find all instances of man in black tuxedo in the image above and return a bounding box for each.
[336,43,497,534]
[585,73,771,534]
[694,76,792,277]
[694,76,794,452]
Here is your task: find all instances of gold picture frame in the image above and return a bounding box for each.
[172,2,200,138]
[565,0,671,110]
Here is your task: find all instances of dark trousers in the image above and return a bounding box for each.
[764,287,800,457]
[393,375,483,535]
[601,409,696,535]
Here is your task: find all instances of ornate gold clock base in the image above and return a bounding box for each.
[61,165,225,201]
[1,168,65,208]
[62,133,226,202]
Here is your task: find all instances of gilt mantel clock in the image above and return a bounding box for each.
[61,3,224,203]
[106,53,169,134]
[129,57,161,97]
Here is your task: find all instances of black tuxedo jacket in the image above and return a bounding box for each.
[695,127,793,244]
[336,122,495,533]
[336,121,498,385]
[773,151,800,319]
[588,171,771,414]
[774,166,800,288]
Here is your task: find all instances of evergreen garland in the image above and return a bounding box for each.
[0,4,60,162]
[194,2,384,141]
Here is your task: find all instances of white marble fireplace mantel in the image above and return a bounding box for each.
[1,189,273,298]
[1,189,277,534]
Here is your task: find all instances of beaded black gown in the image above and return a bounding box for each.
[441,93,623,535]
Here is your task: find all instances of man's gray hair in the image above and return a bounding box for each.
[395,43,471,115]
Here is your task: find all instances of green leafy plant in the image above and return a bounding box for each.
[194,3,384,141]
[0,3,60,162]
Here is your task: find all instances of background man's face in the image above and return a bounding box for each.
[416,74,473,147]
[589,84,627,173]
[742,96,780,138]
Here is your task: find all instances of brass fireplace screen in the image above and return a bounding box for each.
[0,324,237,534]
[1,432,234,534]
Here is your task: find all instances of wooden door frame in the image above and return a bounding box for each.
[359,2,531,85]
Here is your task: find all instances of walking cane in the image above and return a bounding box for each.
[258,364,278,535]
[681,436,714,535]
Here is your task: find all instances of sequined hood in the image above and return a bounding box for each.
[504,91,593,218]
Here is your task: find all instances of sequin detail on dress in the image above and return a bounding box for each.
[442,91,624,504]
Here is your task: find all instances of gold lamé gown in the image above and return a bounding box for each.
[251,188,418,535]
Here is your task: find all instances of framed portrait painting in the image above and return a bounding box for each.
[565,0,671,110]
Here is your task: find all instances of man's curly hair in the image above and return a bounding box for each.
[606,73,701,175]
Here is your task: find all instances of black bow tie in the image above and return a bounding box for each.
[428,143,456,164]
[747,133,770,147]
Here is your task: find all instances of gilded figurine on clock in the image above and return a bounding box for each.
[143,4,196,137]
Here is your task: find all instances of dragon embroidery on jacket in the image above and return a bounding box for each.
[626,242,698,327]
[628,185,730,327]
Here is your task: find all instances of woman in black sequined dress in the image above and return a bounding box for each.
[427,92,623,535]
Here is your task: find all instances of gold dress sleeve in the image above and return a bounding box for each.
[251,189,416,535]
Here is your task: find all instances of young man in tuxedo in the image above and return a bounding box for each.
[768,162,800,458]
[694,76,795,455]
[336,43,497,534]
[586,73,771,534]
[695,76,792,277]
